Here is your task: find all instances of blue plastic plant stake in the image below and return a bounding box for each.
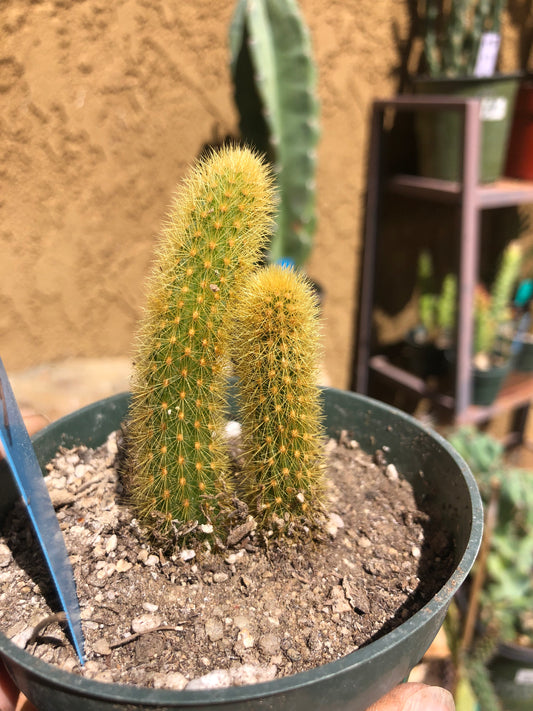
[0,357,84,664]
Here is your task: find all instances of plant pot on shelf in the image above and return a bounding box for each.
[472,360,511,407]
[488,642,533,711]
[513,335,533,372]
[0,389,483,711]
[403,329,449,379]
[413,74,521,183]
[506,77,533,180]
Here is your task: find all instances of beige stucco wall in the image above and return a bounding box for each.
[1,0,405,389]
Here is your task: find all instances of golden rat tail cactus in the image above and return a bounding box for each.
[126,146,275,537]
[233,264,327,536]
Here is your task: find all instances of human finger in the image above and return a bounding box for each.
[365,682,455,711]
[18,410,49,438]
[0,411,47,710]
[0,658,20,711]
[15,692,37,711]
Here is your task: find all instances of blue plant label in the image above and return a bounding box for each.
[474,32,501,77]
[0,357,85,664]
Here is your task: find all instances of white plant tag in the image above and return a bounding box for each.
[480,96,508,122]
[515,668,533,685]
[474,32,501,77]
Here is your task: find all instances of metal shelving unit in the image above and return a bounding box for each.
[352,95,533,438]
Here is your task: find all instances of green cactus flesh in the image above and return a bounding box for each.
[489,241,522,326]
[425,0,504,78]
[233,264,326,535]
[437,273,457,333]
[229,0,320,267]
[419,293,437,335]
[474,289,495,357]
[126,146,275,536]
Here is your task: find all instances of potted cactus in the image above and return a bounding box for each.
[0,146,483,711]
[411,0,520,182]
[471,241,522,405]
[405,250,456,379]
[228,0,320,270]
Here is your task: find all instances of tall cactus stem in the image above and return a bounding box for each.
[125,146,275,539]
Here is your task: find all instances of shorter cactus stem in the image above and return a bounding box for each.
[233,264,327,537]
[437,273,457,336]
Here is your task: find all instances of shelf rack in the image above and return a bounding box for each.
[352,95,533,437]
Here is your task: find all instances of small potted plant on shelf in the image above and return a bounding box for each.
[411,0,520,182]
[405,250,456,379]
[447,427,533,711]
[0,146,483,711]
[471,240,522,406]
[513,298,533,372]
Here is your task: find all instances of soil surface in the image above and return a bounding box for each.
[0,429,454,691]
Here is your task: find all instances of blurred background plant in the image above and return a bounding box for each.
[473,240,522,371]
[229,0,320,269]
[420,0,506,78]
[444,426,533,710]
[411,249,457,349]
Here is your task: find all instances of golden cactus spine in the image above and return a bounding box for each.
[233,264,327,535]
[126,146,275,536]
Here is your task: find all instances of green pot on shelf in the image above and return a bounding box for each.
[488,642,533,711]
[514,337,533,373]
[413,74,521,183]
[404,330,449,379]
[0,389,483,711]
[471,361,511,407]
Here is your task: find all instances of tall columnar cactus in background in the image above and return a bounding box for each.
[473,285,495,357]
[424,0,505,78]
[126,146,275,536]
[233,265,326,535]
[489,240,522,326]
[229,0,320,267]
[474,241,522,364]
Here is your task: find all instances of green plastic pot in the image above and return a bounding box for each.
[0,388,483,711]
[488,642,533,711]
[514,338,533,372]
[404,330,449,379]
[472,361,511,406]
[414,74,520,183]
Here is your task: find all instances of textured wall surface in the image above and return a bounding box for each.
[0,0,406,388]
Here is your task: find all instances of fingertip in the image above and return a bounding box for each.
[365,683,454,711]
[405,685,455,711]
[0,658,20,710]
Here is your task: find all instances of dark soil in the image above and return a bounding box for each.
[0,429,454,691]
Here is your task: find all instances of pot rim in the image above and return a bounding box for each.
[495,640,533,663]
[0,388,484,706]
